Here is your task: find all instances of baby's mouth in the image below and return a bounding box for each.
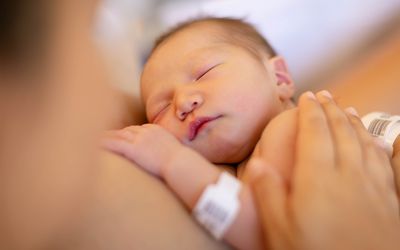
[188,115,221,141]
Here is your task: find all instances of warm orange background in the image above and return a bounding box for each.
[325,29,400,116]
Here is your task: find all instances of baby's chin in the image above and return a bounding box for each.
[190,142,253,164]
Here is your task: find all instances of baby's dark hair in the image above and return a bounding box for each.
[150,17,277,61]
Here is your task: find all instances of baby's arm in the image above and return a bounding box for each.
[102,124,263,250]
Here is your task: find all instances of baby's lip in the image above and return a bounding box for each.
[188,115,221,141]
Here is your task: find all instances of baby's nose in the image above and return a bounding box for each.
[176,100,200,120]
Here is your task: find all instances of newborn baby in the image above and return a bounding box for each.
[104,17,299,250]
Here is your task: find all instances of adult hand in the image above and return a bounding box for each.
[392,136,400,202]
[251,91,400,250]
[102,124,184,176]
[247,108,297,186]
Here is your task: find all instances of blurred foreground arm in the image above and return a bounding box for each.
[73,151,230,250]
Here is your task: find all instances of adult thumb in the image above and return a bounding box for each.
[251,159,289,250]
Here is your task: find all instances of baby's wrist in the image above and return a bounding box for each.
[362,112,400,157]
[160,144,187,178]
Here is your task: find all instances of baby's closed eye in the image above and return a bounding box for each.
[153,103,171,123]
[194,63,222,81]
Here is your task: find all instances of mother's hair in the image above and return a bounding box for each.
[0,0,49,67]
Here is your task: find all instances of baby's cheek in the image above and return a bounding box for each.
[157,120,186,143]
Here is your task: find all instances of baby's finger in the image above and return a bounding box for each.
[122,125,143,134]
[256,108,298,186]
[296,92,335,180]
[115,129,136,141]
[316,91,363,173]
[100,131,130,148]
[102,128,138,142]
[101,137,139,163]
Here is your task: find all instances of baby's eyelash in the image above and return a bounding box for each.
[195,64,220,81]
[153,103,170,122]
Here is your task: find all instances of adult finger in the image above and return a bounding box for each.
[345,111,398,213]
[296,91,335,181]
[316,91,363,172]
[392,136,400,158]
[255,108,298,186]
[391,136,400,199]
[346,111,394,187]
[251,159,291,250]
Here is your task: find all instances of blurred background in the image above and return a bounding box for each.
[96,0,400,115]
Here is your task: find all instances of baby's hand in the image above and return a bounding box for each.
[102,124,183,176]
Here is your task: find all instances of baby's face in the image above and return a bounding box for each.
[141,25,286,163]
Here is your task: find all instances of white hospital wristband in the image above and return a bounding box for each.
[192,172,242,239]
[362,112,400,156]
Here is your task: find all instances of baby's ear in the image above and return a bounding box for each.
[268,56,295,101]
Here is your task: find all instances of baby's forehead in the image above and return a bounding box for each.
[151,28,224,60]
[142,44,226,92]
[144,40,228,76]
[154,24,268,65]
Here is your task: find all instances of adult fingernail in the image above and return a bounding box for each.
[305,91,316,100]
[319,90,333,99]
[345,107,359,117]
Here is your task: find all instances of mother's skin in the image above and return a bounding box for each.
[75,152,230,250]
[0,0,229,249]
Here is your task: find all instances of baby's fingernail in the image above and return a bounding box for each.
[117,130,134,140]
[319,90,333,99]
[345,107,359,117]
